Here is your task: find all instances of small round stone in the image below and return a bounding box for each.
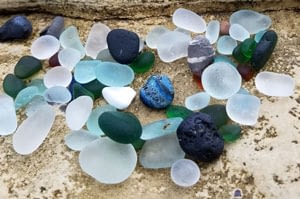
[79,138,137,184]
[14,56,42,79]
[172,8,206,33]
[140,74,174,109]
[43,66,72,88]
[107,29,140,64]
[217,36,237,55]
[177,112,224,162]
[171,159,201,187]
[98,111,142,144]
[202,62,241,99]
[40,16,64,39]
[0,15,32,41]
[31,35,60,60]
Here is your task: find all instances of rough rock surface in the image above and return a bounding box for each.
[0,9,299,199]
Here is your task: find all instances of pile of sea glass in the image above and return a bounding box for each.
[0,8,295,187]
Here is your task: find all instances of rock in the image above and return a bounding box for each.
[187,36,215,77]
[43,66,72,88]
[232,38,257,64]
[226,94,260,125]
[172,8,206,33]
[141,117,183,140]
[129,51,155,74]
[64,129,98,151]
[218,124,241,142]
[157,31,191,62]
[74,60,100,84]
[220,21,230,35]
[254,30,267,43]
[214,55,236,67]
[85,22,111,59]
[40,16,64,38]
[65,96,93,130]
[140,74,174,109]
[205,20,220,44]
[217,35,237,55]
[139,133,185,169]
[86,105,116,136]
[95,62,134,87]
[171,159,200,187]
[14,86,40,110]
[31,35,60,60]
[96,48,116,62]
[0,94,17,136]
[229,24,250,42]
[79,138,137,184]
[251,30,278,71]
[102,87,136,110]
[184,92,210,111]
[12,104,55,155]
[71,82,94,100]
[98,111,142,144]
[176,112,224,162]
[43,86,72,104]
[59,26,85,58]
[237,63,254,81]
[0,16,32,41]
[58,48,81,71]
[202,62,241,99]
[81,79,106,99]
[107,29,140,64]
[14,56,42,79]
[48,52,60,67]
[145,26,170,49]
[3,74,26,98]
[166,105,193,119]
[255,71,295,97]
[200,104,229,129]
[25,96,48,117]
[230,9,272,34]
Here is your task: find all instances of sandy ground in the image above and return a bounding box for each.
[0,10,299,199]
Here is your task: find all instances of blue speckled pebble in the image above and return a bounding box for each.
[0,16,32,41]
[140,75,174,109]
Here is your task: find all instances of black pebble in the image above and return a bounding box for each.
[0,16,32,41]
[107,29,139,64]
[176,112,224,162]
[251,30,277,71]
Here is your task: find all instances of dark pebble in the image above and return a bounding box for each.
[251,30,278,71]
[107,29,139,64]
[0,16,32,41]
[40,16,64,39]
[140,74,174,109]
[177,112,224,162]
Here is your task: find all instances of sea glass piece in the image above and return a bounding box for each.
[25,96,48,117]
[15,86,40,110]
[172,8,206,33]
[43,86,72,104]
[218,124,241,142]
[255,71,295,97]
[229,24,250,42]
[65,96,93,130]
[226,94,260,125]
[255,30,267,43]
[166,105,193,119]
[64,129,98,151]
[79,138,137,184]
[141,117,183,140]
[58,48,81,71]
[31,35,60,60]
[12,104,55,155]
[184,92,210,111]
[171,159,200,187]
[0,94,17,135]
[85,22,110,59]
[217,36,237,55]
[145,26,170,49]
[205,20,220,44]
[230,9,272,34]
[43,66,72,88]
[102,87,136,110]
[74,60,99,84]
[202,62,242,99]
